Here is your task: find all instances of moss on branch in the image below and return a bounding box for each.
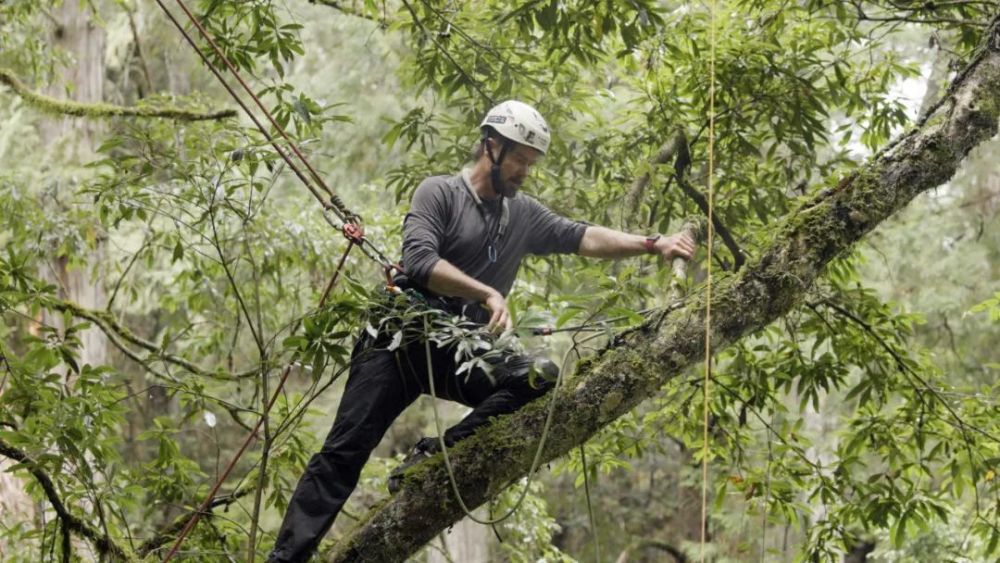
[0,68,236,121]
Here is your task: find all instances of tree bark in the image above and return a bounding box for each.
[328,16,1000,562]
[38,0,109,371]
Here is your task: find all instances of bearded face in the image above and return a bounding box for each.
[488,140,542,198]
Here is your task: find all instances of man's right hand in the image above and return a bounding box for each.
[424,260,513,332]
[484,290,513,333]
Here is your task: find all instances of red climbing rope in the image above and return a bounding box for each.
[149,0,405,559]
[162,239,356,562]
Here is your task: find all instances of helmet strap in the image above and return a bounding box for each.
[482,131,511,196]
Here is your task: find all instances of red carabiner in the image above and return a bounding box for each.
[342,222,365,243]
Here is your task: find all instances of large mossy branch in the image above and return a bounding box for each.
[328,14,1000,563]
[0,68,236,121]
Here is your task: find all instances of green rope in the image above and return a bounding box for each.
[579,443,601,562]
[422,315,567,525]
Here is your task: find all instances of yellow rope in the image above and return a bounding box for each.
[700,0,718,560]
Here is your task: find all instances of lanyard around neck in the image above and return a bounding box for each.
[461,168,508,262]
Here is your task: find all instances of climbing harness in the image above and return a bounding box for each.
[481,132,510,263]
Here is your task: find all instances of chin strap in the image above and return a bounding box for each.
[482,130,510,195]
[479,132,511,262]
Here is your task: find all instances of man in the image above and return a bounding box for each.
[268,100,695,562]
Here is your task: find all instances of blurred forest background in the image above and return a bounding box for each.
[1,0,998,561]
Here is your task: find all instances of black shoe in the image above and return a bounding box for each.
[387,437,440,495]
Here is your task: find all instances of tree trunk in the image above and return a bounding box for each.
[328,17,1000,562]
[14,4,108,560]
[38,0,109,371]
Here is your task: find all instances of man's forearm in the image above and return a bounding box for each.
[578,226,650,259]
[424,259,499,301]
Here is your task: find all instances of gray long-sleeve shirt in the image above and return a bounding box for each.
[401,171,586,307]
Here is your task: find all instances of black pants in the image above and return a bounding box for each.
[268,319,552,562]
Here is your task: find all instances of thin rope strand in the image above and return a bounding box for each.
[161,242,355,563]
[700,0,718,560]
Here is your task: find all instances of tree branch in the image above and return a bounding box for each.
[45,297,259,380]
[851,0,990,27]
[0,68,235,121]
[309,0,387,24]
[675,175,747,271]
[624,130,688,216]
[0,438,131,561]
[327,12,1000,561]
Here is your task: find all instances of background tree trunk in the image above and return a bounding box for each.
[425,510,490,563]
[38,0,109,370]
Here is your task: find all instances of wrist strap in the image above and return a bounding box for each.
[644,234,661,254]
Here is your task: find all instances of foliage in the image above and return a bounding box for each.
[0,0,998,561]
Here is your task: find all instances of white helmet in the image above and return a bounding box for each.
[479,100,551,155]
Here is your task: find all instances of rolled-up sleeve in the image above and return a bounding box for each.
[524,196,587,255]
[402,178,451,286]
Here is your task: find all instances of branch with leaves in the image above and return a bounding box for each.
[45,297,259,381]
[0,438,132,561]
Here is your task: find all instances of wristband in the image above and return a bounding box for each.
[644,234,661,254]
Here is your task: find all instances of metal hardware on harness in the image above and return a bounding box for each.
[342,222,365,244]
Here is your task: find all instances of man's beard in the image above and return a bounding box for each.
[498,176,522,198]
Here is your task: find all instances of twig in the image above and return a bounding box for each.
[309,0,387,25]
[106,233,151,311]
